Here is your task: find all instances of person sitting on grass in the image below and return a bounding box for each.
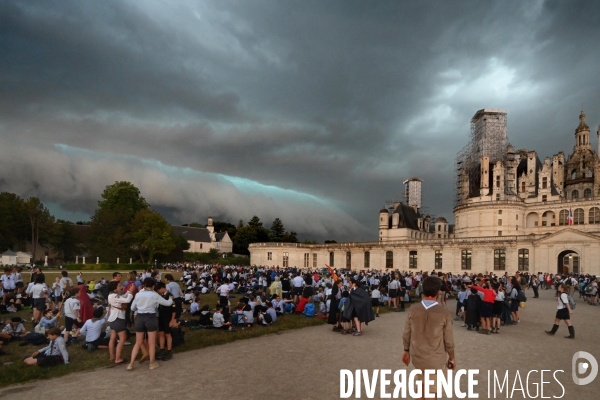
[39,308,62,333]
[188,297,201,316]
[23,327,69,367]
[257,306,273,326]
[266,303,277,323]
[198,305,213,327]
[213,305,234,332]
[80,307,109,352]
[303,299,315,317]
[0,317,29,343]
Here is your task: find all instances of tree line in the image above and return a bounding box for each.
[0,181,330,262]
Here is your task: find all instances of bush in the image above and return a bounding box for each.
[181,252,250,266]
[64,263,152,271]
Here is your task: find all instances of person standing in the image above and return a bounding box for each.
[531,275,540,298]
[545,284,575,339]
[402,276,455,398]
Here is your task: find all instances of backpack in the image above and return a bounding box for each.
[516,288,527,302]
[263,313,273,324]
[231,311,245,327]
[171,327,185,347]
[304,303,315,317]
[560,293,577,310]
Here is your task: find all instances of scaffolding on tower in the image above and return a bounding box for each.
[454,109,509,207]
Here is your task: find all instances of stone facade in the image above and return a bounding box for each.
[250,110,600,275]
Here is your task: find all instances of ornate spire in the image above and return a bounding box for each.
[576,110,589,133]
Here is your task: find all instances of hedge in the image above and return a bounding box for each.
[64,263,152,271]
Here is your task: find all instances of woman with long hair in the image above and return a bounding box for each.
[509,277,521,324]
[107,280,134,364]
[78,285,94,324]
[128,278,173,371]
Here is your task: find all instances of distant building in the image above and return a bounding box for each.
[1,250,32,265]
[172,217,233,254]
[250,109,600,276]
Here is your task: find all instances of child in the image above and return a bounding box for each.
[188,297,201,316]
[80,307,108,351]
[338,291,351,335]
[39,309,62,333]
[155,281,177,361]
[24,327,69,366]
[303,299,315,317]
[0,317,29,342]
[213,305,234,332]
[198,305,213,327]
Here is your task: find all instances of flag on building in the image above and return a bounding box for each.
[568,207,573,226]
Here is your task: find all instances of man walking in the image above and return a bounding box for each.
[402,276,455,399]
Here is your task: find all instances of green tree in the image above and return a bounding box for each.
[97,181,149,218]
[281,231,298,243]
[89,182,149,261]
[247,216,262,228]
[24,197,55,261]
[131,209,175,263]
[237,219,244,229]
[232,225,257,255]
[0,192,28,251]
[270,218,285,241]
[49,221,83,262]
[213,220,237,238]
[324,240,337,244]
[232,225,270,255]
[188,222,205,228]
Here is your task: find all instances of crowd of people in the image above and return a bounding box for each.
[0,263,597,372]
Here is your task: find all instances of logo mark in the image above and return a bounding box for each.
[572,351,598,385]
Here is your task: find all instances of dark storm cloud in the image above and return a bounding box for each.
[1,0,600,240]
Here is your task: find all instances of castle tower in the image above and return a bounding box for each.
[403,178,422,210]
[574,110,591,151]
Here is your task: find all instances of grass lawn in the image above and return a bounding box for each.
[0,273,331,387]
[1,271,405,387]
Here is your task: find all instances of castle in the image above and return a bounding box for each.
[250,109,600,275]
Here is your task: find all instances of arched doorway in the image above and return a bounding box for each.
[557,250,579,275]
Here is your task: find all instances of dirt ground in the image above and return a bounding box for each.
[0,287,598,399]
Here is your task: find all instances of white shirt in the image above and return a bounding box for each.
[218,284,229,297]
[292,276,304,288]
[31,283,48,299]
[0,274,15,290]
[371,289,381,299]
[80,318,106,342]
[63,298,80,319]
[107,293,133,322]
[131,290,172,314]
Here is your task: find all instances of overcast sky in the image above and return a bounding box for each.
[1,0,600,241]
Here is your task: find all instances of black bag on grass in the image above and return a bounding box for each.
[171,327,185,347]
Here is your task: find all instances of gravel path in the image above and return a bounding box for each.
[0,288,598,399]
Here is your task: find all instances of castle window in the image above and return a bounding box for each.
[385,251,393,268]
[498,210,502,215]
[574,208,584,225]
[542,177,547,189]
[498,219,502,226]
[521,182,526,193]
[313,253,317,269]
[304,253,310,269]
[559,210,568,225]
[438,225,441,231]
[346,252,351,269]
[496,194,500,201]
[364,252,370,269]
[572,190,579,199]
[518,249,529,271]
[496,176,500,188]
[498,231,502,236]
[435,250,442,270]
[542,195,547,202]
[584,188,592,198]
[589,207,600,224]
[267,252,272,261]
[329,252,334,267]
[283,252,289,268]
[409,251,418,269]
[494,249,506,270]
[461,250,471,270]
